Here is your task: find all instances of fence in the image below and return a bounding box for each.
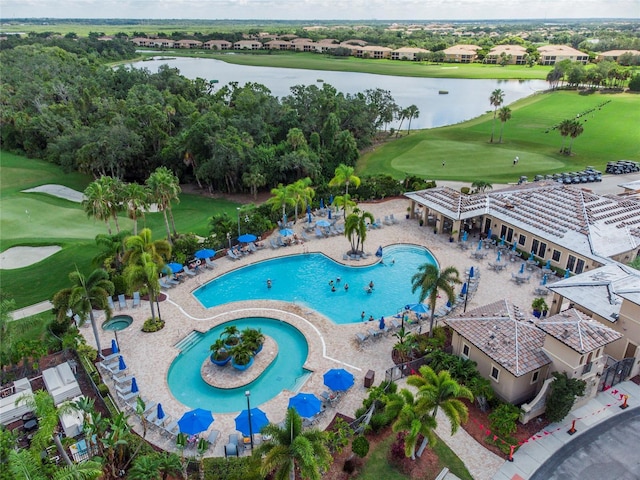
[384,357,430,383]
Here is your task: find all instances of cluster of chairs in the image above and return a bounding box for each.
[159,261,212,290]
[383,214,399,226]
[314,223,344,239]
[107,292,141,310]
[367,218,384,229]
[355,317,402,348]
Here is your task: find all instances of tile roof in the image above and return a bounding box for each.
[535,309,622,353]
[445,300,550,377]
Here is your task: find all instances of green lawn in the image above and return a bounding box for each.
[0,152,240,308]
[359,90,640,182]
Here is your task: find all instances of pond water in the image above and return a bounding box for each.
[128,56,548,130]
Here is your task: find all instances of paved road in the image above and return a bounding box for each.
[530,406,640,480]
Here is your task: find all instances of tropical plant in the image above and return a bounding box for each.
[411,264,461,337]
[8,449,102,480]
[124,251,162,322]
[497,106,512,143]
[123,227,171,268]
[267,183,296,227]
[351,435,369,458]
[488,403,521,438]
[558,118,573,154]
[256,408,331,480]
[545,372,586,423]
[385,388,437,460]
[328,163,361,207]
[241,328,265,353]
[93,230,130,271]
[230,342,254,367]
[471,181,493,193]
[146,166,181,242]
[404,104,420,134]
[290,177,315,224]
[210,338,230,362]
[531,297,549,315]
[243,168,267,200]
[488,88,505,143]
[344,208,374,255]
[122,182,150,236]
[83,176,122,235]
[408,365,473,435]
[567,119,584,155]
[222,325,240,347]
[52,268,114,358]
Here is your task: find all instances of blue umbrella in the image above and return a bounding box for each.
[288,393,322,418]
[178,408,214,435]
[477,240,483,251]
[497,251,502,262]
[118,355,127,371]
[306,205,311,215]
[530,251,536,261]
[375,246,383,257]
[379,317,386,330]
[407,303,430,314]
[320,198,324,209]
[283,213,287,225]
[307,211,312,223]
[238,234,257,243]
[323,368,355,391]
[511,242,517,252]
[235,408,269,436]
[111,338,119,354]
[195,249,215,259]
[541,274,548,286]
[130,377,139,393]
[316,219,331,228]
[469,266,475,278]
[280,228,294,236]
[564,269,571,278]
[157,403,165,421]
[460,283,468,295]
[446,300,452,308]
[487,228,492,239]
[519,263,525,274]
[328,209,332,219]
[545,260,551,269]
[462,231,468,242]
[329,194,334,205]
[167,262,184,274]
[500,236,505,246]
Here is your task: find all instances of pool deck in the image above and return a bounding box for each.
[86,197,541,476]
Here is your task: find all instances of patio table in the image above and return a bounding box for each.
[471,251,487,260]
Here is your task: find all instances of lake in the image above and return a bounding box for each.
[129,57,548,130]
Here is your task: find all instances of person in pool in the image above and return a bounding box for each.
[344,283,349,291]
[361,311,365,321]
[267,279,272,288]
[369,280,375,289]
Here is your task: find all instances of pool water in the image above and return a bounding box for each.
[102,315,133,331]
[194,244,437,324]
[167,317,309,412]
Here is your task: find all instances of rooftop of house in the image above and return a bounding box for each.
[405,182,640,261]
[487,45,527,55]
[535,308,622,353]
[443,44,481,54]
[445,300,551,377]
[547,262,640,322]
[537,45,588,57]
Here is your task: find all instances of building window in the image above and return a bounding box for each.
[462,343,470,359]
[552,249,561,262]
[539,242,547,258]
[532,239,539,255]
[576,259,585,274]
[490,365,500,382]
[567,255,576,272]
[500,225,507,239]
[506,228,514,243]
[519,235,526,246]
[531,370,540,384]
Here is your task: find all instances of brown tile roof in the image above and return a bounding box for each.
[445,300,550,377]
[535,309,622,353]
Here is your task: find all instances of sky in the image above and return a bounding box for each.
[1,0,639,21]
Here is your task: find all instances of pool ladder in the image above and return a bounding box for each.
[174,330,203,353]
[291,370,312,393]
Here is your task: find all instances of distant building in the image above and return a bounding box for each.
[485,45,527,65]
[203,40,232,50]
[596,49,640,63]
[391,47,430,61]
[537,45,589,65]
[443,44,480,63]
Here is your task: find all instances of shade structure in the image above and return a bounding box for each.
[496,251,502,262]
[279,228,294,236]
[541,274,548,286]
[469,266,475,278]
[234,408,269,437]
[406,303,430,314]
[511,242,517,251]
[178,408,214,435]
[288,393,322,418]
[487,228,492,239]
[375,246,383,257]
[320,198,325,209]
[111,338,119,354]
[130,377,139,393]
[323,369,355,392]
[379,316,386,330]
[237,234,257,243]
[500,236,505,246]
[564,269,571,278]
[477,240,483,251]
[195,249,216,259]
[328,209,332,219]
[329,194,334,205]
[545,260,551,269]
[462,231,468,242]
[460,283,468,295]
[118,355,127,371]
[157,403,165,421]
[167,262,184,274]
[519,263,525,274]
[316,219,331,228]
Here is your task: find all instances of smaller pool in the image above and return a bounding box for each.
[102,315,133,331]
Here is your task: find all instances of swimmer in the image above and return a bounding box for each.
[336,276,341,283]
[368,315,374,322]
[391,258,395,265]
[361,311,366,321]
[344,283,349,291]
[369,281,374,289]
[329,280,334,287]
[331,286,336,292]
[267,279,272,288]
[366,287,373,294]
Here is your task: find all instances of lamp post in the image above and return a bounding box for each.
[463,270,471,313]
[226,232,231,249]
[245,390,254,451]
[237,207,241,237]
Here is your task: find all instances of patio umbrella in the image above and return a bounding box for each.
[307,211,312,223]
[283,213,287,225]
[477,240,483,251]
[460,283,468,295]
[328,209,332,219]
[323,368,355,391]
[329,194,334,205]
[487,228,492,239]
[511,242,517,252]
[178,408,214,435]
[316,219,331,228]
[157,403,165,422]
[541,274,548,286]
[406,303,430,314]
[280,228,294,236]
[500,236,505,246]
[235,408,269,437]
[446,300,452,308]
[519,263,525,274]
[288,393,322,418]
[496,250,502,262]
[118,355,127,371]
[379,317,386,330]
[462,231,468,242]
[167,262,184,274]
[130,377,139,394]
[111,338,119,354]
[545,260,551,269]
[375,246,383,257]
[530,251,536,261]
[238,234,257,243]
[564,269,571,278]
[195,249,215,259]
[320,198,324,209]
[469,266,475,278]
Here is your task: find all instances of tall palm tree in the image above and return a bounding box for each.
[558,119,573,154]
[488,89,505,143]
[405,104,420,134]
[291,177,315,223]
[332,193,356,217]
[83,178,113,234]
[124,252,162,321]
[344,208,374,255]
[267,183,296,227]
[471,181,493,193]
[567,120,584,155]
[146,166,181,242]
[123,182,150,235]
[411,264,461,338]
[408,365,473,435]
[93,230,130,271]
[52,268,114,358]
[385,388,437,460]
[497,106,512,143]
[257,408,331,480]
[242,168,267,200]
[328,164,361,204]
[123,228,171,268]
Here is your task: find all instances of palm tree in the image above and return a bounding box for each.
[567,120,584,155]
[328,164,361,204]
[489,89,505,143]
[52,268,114,358]
[242,168,267,200]
[267,183,296,227]
[344,208,374,255]
[83,178,113,234]
[123,228,171,268]
[411,264,461,338]
[124,252,162,321]
[257,408,331,480]
[405,104,420,134]
[291,177,315,223]
[93,230,130,271]
[497,106,511,143]
[407,365,473,435]
[123,182,150,235]
[146,166,181,242]
[558,119,573,154]
[471,181,493,194]
[332,193,356,217]
[385,388,437,460]
[8,449,102,480]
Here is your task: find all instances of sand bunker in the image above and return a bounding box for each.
[22,184,85,203]
[0,246,62,270]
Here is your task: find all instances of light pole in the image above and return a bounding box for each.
[463,270,471,313]
[245,390,254,451]
[237,207,241,237]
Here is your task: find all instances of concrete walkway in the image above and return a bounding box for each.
[10,300,52,321]
[492,380,640,480]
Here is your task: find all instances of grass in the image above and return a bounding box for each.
[0,151,240,308]
[359,90,640,183]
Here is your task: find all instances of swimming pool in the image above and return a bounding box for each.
[193,244,437,324]
[167,317,309,412]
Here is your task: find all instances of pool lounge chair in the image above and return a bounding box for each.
[269,239,280,249]
[132,291,141,307]
[390,213,399,224]
[355,332,369,348]
[118,294,127,310]
[276,236,286,247]
[205,258,218,269]
[301,231,311,242]
[383,216,393,226]
[207,430,220,447]
[159,279,174,290]
[374,218,383,228]
[183,266,196,277]
[117,390,139,403]
[164,420,179,437]
[315,228,325,239]
[107,296,116,311]
[227,249,241,261]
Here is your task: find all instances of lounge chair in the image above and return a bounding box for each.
[113,374,134,385]
[383,216,392,226]
[107,296,116,311]
[390,213,399,224]
[301,231,311,242]
[164,420,179,436]
[117,390,139,402]
[355,332,369,347]
[205,258,218,268]
[183,266,196,277]
[118,294,127,310]
[315,228,325,239]
[159,279,173,290]
[132,291,141,307]
[374,218,383,228]
[145,409,157,423]
[227,250,240,261]
[276,236,286,247]
[390,318,401,330]
[248,243,257,253]
[207,430,220,447]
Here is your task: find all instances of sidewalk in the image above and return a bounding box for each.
[492,380,640,480]
[10,300,52,321]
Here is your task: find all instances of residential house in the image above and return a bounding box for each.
[292,41,322,53]
[485,45,527,65]
[148,38,176,49]
[537,45,589,65]
[203,40,232,50]
[596,49,640,63]
[233,40,262,50]
[174,39,203,49]
[264,40,292,51]
[131,37,151,47]
[354,45,392,59]
[443,44,480,63]
[391,47,430,61]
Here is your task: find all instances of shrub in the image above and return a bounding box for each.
[488,403,520,438]
[368,413,390,433]
[202,456,262,480]
[629,73,640,92]
[545,372,586,423]
[142,318,165,333]
[97,383,109,397]
[352,435,370,458]
[460,187,471,194]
